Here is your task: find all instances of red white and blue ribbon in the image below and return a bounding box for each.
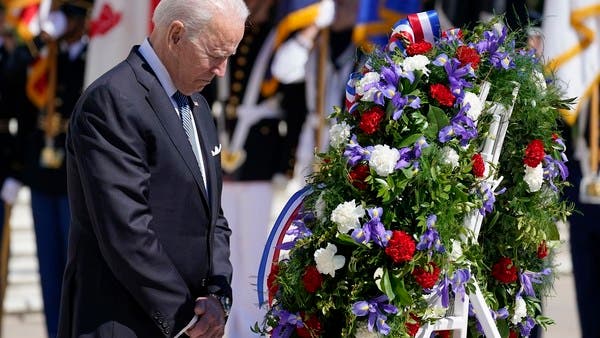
[257,186,313,307]
[388,10,441,52]
[345,72,361,114]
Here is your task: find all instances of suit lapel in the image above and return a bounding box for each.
[127,49,210,209]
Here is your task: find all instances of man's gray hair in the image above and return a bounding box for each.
[152,0,249,38]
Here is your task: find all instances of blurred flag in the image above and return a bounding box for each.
[272,0,321,49]
[543,0,600,126]
[3,0,59,108]
[353,0,423,48]
[84,0,160,87]
[3,0,42,41]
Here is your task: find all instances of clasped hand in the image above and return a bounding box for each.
[185,296,226,338]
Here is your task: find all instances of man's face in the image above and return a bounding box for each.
[169,14,244,95]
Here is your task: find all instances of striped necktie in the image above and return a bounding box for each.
[172,91,207,192]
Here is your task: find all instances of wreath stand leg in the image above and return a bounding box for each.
[417,84,519,338]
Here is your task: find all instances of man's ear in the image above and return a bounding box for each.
[168,21,184,46]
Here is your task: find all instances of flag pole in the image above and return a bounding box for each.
[590,83,599,175]
[0,203,13,338]
[315,27,329,153]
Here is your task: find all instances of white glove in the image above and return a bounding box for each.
[40,10,67,39]
[315,0,335,28]
[1,177,23,205]
[270,38,310,84]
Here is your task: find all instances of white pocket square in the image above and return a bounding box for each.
[211,144,222,156]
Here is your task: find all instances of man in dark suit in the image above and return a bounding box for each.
[58,0,248,337]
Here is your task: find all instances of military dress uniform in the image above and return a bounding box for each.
[1,29,37,253]
[22,17,88,338]
[202,12,303,337]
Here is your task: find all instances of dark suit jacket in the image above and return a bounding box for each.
[58,47,232,338]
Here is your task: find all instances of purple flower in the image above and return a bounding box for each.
[518,268,551,298]
[352,295,398,335]
[438,111,478,146]
[416,214,445,254]
[391,95,408,120]
[413,136,429,158]
[344,135,370,166]
[443,57,474,97]
[495,307,509,320]
[479,182,505,215]
[281,217,313,250]
[451,268,471,301]
[433,53,449,67]
[543,155,569,191]
[352,207,392,247]
[272,309,303,338]
[395,147,413,169]
[490,51,515,70]
[518,317,537,337]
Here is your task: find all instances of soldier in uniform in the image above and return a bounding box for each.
[202,0,306,335]
[20,3,90,338]
[270,0,360,184]
[1,9,38,319]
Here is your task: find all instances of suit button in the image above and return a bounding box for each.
[164,328,170,334]
[158,319,163,324]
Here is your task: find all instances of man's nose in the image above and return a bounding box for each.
[212,59,228,77]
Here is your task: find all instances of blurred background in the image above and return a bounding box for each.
[1,0,598,337]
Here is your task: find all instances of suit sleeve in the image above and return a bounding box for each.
[69,87,195,337]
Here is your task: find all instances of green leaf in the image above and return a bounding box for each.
[382,268,396,301]
[545,222,560,241]
[390,275,412,306]
[425,105,450,139]
[398,133,424,148]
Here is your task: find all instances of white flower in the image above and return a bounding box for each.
[373,267,384,290]
[462,91,483,121]
[524,163,544,192]
[331,200,365,234]
[441,146,460,169]
[449,239,463,261]
[402,55,430,75]
[355,322,381,338]
[356,72,380,102]
[314,243,345,277]
[369,144,400,177]
[329,121,351,148]
[511,296,527,324]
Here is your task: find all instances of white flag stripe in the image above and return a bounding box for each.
[84,0,153,87]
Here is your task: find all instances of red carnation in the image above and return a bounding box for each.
[385,230,416,264]
[359,106,385,135]
[406,41,433,56]
[456,45,481,69]
[348,163,370,190]
[267,264,279,299]
[296,313,322,338]
[509,330,519,338]
[491,257,518,284]
[302,266,323,293]
[412,262,441,289]
[523,139,545,167]
[537,240,548,259]
[429,83,456,107]
[405,314,421,336]
[472,153,485,177]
